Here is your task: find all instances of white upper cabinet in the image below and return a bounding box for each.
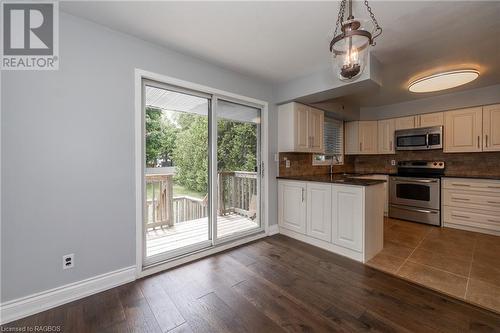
[278,180,306,234]
[444,107,483,153]
[345,121,360,155]
[278,102,324,153]
[395,116,416,130]
[359,121,378,154]
[295,103,310,151]
[345,121,378,155]
[483,104,500,152]
[417,112,444,127]
[309,108,325,153]
[306,183,332,242]
[377,119,395,154]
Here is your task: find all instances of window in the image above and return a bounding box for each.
[312,116,344,166]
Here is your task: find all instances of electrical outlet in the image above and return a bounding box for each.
[63,254,74,270]
[274,153,279,162]
[285,160,291,168]
[391,159,396,166]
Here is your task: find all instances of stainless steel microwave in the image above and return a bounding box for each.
[395,126,443,150]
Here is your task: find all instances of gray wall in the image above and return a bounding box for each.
[1,13,277,302]
[360,83,500,120]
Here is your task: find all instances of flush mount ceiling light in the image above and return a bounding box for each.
[329,0,382,81]
[408,70,480,93]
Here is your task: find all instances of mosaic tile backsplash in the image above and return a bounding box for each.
[279,151,500,177]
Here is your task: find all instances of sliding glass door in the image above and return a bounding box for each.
[142,80,263,266]
[216,100,261,240]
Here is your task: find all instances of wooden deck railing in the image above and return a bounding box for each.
[145,171,257,230]
[218,171,258,219]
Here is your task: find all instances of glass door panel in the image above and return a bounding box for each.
[216,99,261,239]
[144,83,211,264]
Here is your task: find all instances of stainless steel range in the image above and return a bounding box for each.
[389,161,445,226]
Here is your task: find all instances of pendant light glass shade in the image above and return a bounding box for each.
[331,26,370,80]
[329,0,382,81]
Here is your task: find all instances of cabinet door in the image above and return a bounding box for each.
[278,181,306,234]
[294,104,310,151]
[332,185,363,252]
[395,116,416,130]
[306,183,332,242]
[309,108,324,153]
[359,121,378,154]
[377,119,395,154]
[483,104,500,152]
[345,121,359,155]
[444,107,483,153]
[418,112,443,127]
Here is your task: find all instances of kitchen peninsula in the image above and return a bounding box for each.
[277,174,386,263]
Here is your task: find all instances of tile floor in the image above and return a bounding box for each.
[367,217,500,315]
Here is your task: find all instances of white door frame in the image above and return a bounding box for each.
[134,69,270,278]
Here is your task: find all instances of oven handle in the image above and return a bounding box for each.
[392,178,439,183]
[390,205,438,214]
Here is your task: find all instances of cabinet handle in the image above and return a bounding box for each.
[477,136,480,149]
[452,183,470,187]
[453,198,470,201]
[360,142,363,151]
[488,219,499,223]
[452,214,470,219]
[390,141,393,151]
[487,201,500,204]
[301,188,305,202]
[485,134,488,147]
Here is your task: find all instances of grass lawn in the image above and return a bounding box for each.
[146,183,205,200]
[173,184,205,199]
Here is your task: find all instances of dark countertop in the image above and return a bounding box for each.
[277,174,386,186]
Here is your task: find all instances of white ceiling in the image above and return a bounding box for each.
[62,1,500,106]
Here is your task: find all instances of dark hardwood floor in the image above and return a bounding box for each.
[4,235,500,332]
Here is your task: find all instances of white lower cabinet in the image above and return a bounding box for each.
[331,185,363,252]
[278,180,306,234]
[277,179,384,263]
[306,183,332,242]
[442,177,500,235]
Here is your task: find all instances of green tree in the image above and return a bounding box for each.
[217,119,257,172]
[172,114,209,192]
[145,107,178,167]
[147,109,258,194]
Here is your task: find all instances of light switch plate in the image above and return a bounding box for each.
[285,160,291,168]
[391,159,396,166]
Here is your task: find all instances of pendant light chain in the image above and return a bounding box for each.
[364,0,382,43]
[333,0,347,40]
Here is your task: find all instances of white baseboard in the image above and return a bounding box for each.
[267,224,279,236]
[0,266,136,325]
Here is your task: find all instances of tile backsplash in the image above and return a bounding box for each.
[278,153,354,177]
[278,151,500,177]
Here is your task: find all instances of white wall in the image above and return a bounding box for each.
[1,13,277,302]
[360,83,500,120]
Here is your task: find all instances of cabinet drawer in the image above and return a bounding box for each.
[443,206,500,232]
[442,178,500,193]
[443,189,500,212]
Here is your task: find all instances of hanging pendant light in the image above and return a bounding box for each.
[329,0,382,80]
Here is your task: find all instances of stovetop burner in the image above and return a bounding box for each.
[396,160,445,178]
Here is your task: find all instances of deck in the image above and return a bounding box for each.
[146,214,259,257]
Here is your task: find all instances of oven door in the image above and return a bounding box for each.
[389,177,440,210]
